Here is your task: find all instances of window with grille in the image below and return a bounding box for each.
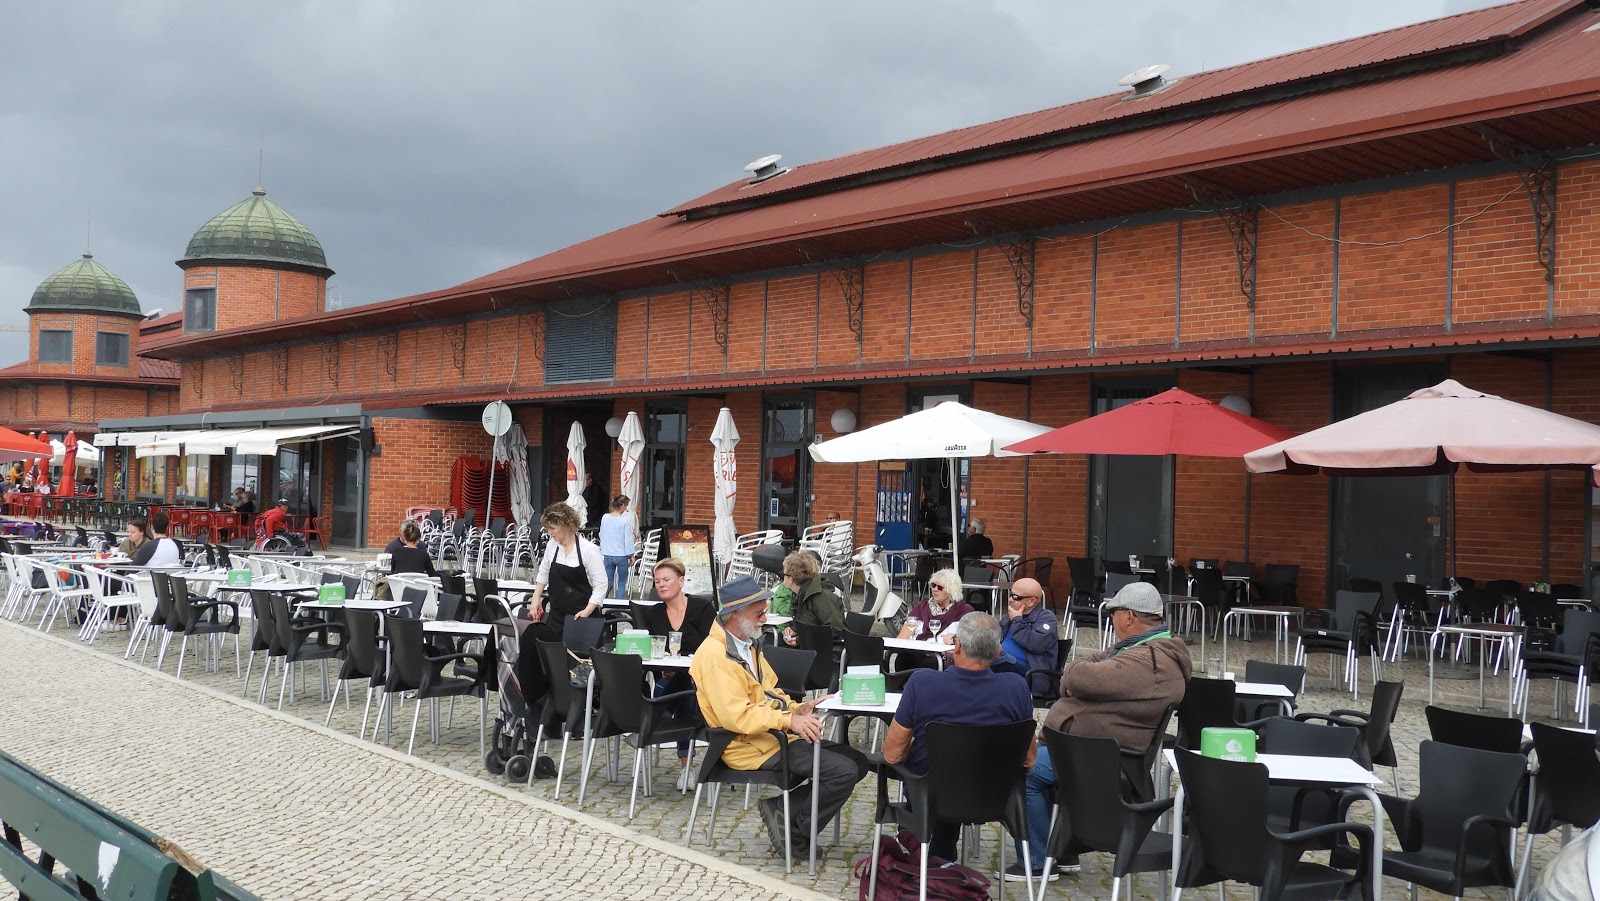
[185,288,217,333]
[542,298,615,383]
[96,331,129,366]
[38,330,72,363]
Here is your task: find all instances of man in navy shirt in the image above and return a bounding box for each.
[882,612,1036,863]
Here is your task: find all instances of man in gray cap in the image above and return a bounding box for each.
[1009,580,1191,881]
[690,575,868,860]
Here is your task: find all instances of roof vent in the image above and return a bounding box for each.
[743,154,789,184]
[144,308,164,320]
[1119,64,1173,99]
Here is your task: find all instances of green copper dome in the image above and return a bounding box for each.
[178,187,333,276]
[26,253,143,317]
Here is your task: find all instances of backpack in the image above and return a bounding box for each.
[854,829,991,901]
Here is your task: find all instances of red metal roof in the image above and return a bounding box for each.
[141,0,1600,361]
[0,360,179,387]
[137,358,181,380]
[663,0,1582,217]
[139,311,183,334]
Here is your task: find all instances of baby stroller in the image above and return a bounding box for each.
[484,614,544,782]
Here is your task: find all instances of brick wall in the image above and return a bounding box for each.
[1248,362,1334,608]
[0,382,173,432]
[366,417,493,547]
[28,312,142,378]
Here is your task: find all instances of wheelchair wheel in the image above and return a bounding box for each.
[504,754,532,783]
[483,748,506,775]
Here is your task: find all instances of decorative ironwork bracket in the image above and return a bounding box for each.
[192,360,206,400]
[825,261,866,343]
[377,332,399,382]
[528,310,545,362]
[694,283,730,352]
[320,340,340,389]
[1184,176,1259,310]
[270,347,289,391]
[997,236,1037,328]
[445,323,468,376]
[1476,125,1557,284]
[228,356,245,397]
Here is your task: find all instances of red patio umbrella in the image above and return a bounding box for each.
[59,429,77,498]
[0,427,51,460]
[1004,388,1295,457]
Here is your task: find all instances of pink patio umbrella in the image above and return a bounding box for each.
[1245,379,1600,575]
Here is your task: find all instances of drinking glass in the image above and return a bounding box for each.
[666,631,683,656]
[904,617,923,639]
[928,619,943,642]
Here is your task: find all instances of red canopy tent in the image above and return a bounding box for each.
[0,428,51,460]
[1004,388,1294,456]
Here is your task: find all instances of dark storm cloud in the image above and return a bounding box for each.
[0,0,1494,361]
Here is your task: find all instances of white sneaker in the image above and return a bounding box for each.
[676,766,691,791]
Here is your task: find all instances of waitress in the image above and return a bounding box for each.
[528,502,607,640]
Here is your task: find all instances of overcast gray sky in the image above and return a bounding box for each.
[0,0,1500,364]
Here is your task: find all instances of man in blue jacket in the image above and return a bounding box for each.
[991,576,1060,696]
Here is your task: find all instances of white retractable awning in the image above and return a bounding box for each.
[116,424,358,458]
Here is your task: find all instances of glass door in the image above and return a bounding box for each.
[1330,363,1447,592]
[908,386,969,553]
[761,394,813,539]
[644,401,686,530]
[330,435,364,546]
[1089,377,1175,564]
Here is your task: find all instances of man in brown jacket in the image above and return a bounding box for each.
[1009,581,1191,882]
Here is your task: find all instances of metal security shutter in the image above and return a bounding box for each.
[543,298,616,383]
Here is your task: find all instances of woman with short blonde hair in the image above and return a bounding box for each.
[898,567,974,642]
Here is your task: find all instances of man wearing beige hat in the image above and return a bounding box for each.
[1008,580,1190,882]
[690,575,868,860]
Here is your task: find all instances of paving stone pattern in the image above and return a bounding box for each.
[2,599,1581,900]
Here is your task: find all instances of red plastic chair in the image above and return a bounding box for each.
[301,514,330,550]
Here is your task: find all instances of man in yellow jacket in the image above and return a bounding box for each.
[690,575,868,858]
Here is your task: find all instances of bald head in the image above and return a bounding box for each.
[1009,577,1044,614]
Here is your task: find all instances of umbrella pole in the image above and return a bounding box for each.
[483,433,497,578]
[949,456,960,562]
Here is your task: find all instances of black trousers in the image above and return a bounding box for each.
[757,741,870,842]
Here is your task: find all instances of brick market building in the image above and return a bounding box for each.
[65,0,1600,604]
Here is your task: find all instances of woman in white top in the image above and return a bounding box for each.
[598,495,636,599]
[529,502,607,634]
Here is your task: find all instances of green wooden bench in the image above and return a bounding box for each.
[0,748,260,900]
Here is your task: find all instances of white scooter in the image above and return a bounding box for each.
[852,545,905,624]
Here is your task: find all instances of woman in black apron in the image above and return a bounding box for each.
[518,502,607,701]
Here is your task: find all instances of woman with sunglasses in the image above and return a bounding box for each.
[897,568,974,642]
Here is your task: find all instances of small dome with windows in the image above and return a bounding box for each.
[179,187,333,277]
[26,253,143,317]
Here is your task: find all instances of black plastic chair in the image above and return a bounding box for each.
[1189,567,1226,639]
[1065,557,1104,648]
[1222,561,1255,609]
[844,610,875,635]
[469,575,500,623]
[270,592,343,711]
[242,587,282,702]
[1296,590,1381,699]
[1295,680,1404,786]
[1516,610,1600,722]
[1259,564,1299,606]
[171,575,241,680]
[398,585,427,619]
[562,615,606,655]
[1253,718,1363,846]
[1023,637,1075,708]
[685,726,810,873]
[584,650,702,817]
[1038,729,1173,901]
[327,607,385,733]
[1350,740,1522,898]
[1147,559,1185,598]
[438,570,467,597]
[1174,750,1372,901]
[764,645,815,703]
[436,591,464,623]
[792,620,841,693]
[1238,661,1306,720]
[1385,580,1441,660]
[529,638,593,798]
[1424,705,1524,754]
[1550,582,1584,601]
[1514,590,1561,633]
[1175,678,1240,749]
[868,720,1036,901]
[841,629,911,692]
[1519,722,1600,893]
[1015,556,1055,608]
[1485,579,1522,604]
[384,613,485,756]
[1346,577,1382,596]
[961,565,996,612]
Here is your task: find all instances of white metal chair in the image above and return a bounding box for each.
[79,566,142,643]
[36,559,94,632]
[632,528,663,599]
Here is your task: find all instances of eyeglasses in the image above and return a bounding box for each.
[930,584,947,592]
[1009,592,1040,601]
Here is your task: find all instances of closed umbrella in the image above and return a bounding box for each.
[810,401,1050,557]
[564,421,589,525]
[58,430,78,498]
[617,411,645,537]
[497,423,535,528]
[1005,388,1294,457]
[710,407,740,573]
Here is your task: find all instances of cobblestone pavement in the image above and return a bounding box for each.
[0,620,826,901]
[5,599,1585,900]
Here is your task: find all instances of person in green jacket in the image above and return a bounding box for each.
[777,549,846,644]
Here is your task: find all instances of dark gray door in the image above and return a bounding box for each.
[330,435,363,547]
[1089,379,1174,563]
[1330,364,1447,593]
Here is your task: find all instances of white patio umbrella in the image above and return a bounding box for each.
[51,439,100,468]
[809,401,1050,556]
[496,423,535,527]
[710,407,741,573]
[564,421,589,525]
[617,412,645,537]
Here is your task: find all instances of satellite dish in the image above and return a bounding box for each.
[1119,63,1173,98]
[143,308,164,320]
[743,154,788,184]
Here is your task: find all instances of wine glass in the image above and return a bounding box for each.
[928,619,943,642]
